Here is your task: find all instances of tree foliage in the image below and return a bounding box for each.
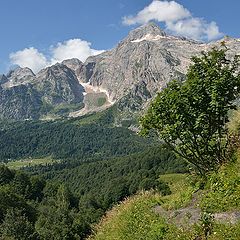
[141,47,240,174]
[0,208,36,240]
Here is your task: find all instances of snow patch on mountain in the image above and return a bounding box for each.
[131,33,177,43]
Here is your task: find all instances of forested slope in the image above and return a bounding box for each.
[0,108,152,161]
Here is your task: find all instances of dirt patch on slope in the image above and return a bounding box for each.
[153,191,240,227]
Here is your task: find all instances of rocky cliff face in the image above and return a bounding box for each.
[0,84,42,120]
[1,22,240,120]
[0,64,84,120]
[3,67,35,88]
[34,63,84,105]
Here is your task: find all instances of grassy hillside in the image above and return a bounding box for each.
[90,158,240,240]
[6,157,58,170]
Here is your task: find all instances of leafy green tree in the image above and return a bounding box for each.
[28,176,46,201]
[11,171,31,197]
[36,184,83,239]
[141,47,240,175]
[35,204,76,240]
[0,185,37,223]
[0,208,37,240]
[0,165,15,185]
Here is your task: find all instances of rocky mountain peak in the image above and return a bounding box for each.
[6,67,35,79]
[35,63,84,106]
[36,63,73,80]
[3,67,35,88]
[126,22,166,42]
[62,58,83,71]
[0,74,8,85]
[0,22,239,121]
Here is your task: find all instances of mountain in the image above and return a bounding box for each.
[4,67,35,88]
[1,22,240,120]
[0,64,84,120]
[34,63,84,105]
[0,84,42,120]
[0,74,9,85]
[73,23,239,112]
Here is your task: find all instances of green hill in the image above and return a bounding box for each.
[89,158,240,240]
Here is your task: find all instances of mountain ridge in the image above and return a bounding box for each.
[1,22,240,120]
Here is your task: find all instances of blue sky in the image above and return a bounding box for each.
[0,0,239,73]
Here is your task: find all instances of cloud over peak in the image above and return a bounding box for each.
[123,1,190,25]
[122,0,223,41]
[166,18,222,41]
[9,48,48,73]
[9,39,104,73]
[51,39,104,65]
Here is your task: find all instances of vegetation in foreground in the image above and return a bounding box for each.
[90,158,240,240]
[141,46,240,175]
[0,103,186,239]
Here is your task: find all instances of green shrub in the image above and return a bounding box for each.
[201,160,240,212]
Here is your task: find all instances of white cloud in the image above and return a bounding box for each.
[123,0,190,25]
[9,47,48,73]
[122,0,223,41]
[51,39,104,64]
[204,21,222,41]
[166,18,222,41]
[9,39,105,73]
